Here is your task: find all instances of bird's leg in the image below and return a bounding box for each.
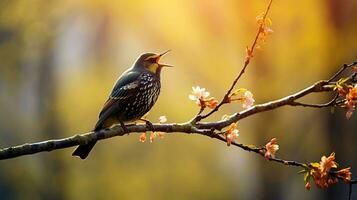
[119,121,129,134]
[139,118,155,132]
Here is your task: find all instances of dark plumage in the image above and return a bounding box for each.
[72,51,172,159]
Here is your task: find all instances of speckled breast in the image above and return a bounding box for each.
[123,73,161,120]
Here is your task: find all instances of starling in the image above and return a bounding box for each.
[72,50,172,159]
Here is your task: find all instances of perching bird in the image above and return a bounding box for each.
[72,50,172,159]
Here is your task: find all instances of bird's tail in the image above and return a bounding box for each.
[72,141,97,160]
[72,122,102,159]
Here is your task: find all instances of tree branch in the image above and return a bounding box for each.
[1,62,356,160]
[196,79,332,130]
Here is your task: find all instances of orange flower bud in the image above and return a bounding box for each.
[305,182,311,191]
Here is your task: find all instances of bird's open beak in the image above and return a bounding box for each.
[156,50,173,68]
[158,63,174,68]
[159,49,171,57]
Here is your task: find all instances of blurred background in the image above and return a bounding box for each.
[0,0,356,199]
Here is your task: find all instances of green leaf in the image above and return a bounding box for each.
[309,162,320,168]
[303,172,311,182]
[231,88,247,96]
[221,114,230,120]
[337,78,349,84]
[325,84,337,90]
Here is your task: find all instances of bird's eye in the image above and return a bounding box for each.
[149,58,157,63]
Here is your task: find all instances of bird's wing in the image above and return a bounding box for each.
[94,71,141,130]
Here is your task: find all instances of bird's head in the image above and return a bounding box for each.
[134,50,173,75]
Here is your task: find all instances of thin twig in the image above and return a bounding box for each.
[329,61,357,82]
[197,0,274,121]
[329,64,349,82]
[290,93,339,108]
[349,180,357,200]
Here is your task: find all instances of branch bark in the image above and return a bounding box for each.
[0,68,354,160]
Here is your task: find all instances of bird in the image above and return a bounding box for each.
[72,50,172,159]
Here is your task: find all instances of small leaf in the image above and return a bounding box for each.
[337,78,349,85]
[265,17,273,26]
[325,84,337,89]
[304,171,311,182]
[310,162,320,168]
[221,114,230,120]
[231,88,247,96]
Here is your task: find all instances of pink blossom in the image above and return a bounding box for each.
[189,86,210,106]
[225,123,240,146]
[265,138,279,160]
[242,91,255,109]
[159,116,167,123]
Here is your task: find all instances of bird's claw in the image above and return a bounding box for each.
[140,118,154,131]
[120,121,129,135]
[145,121,154,131]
